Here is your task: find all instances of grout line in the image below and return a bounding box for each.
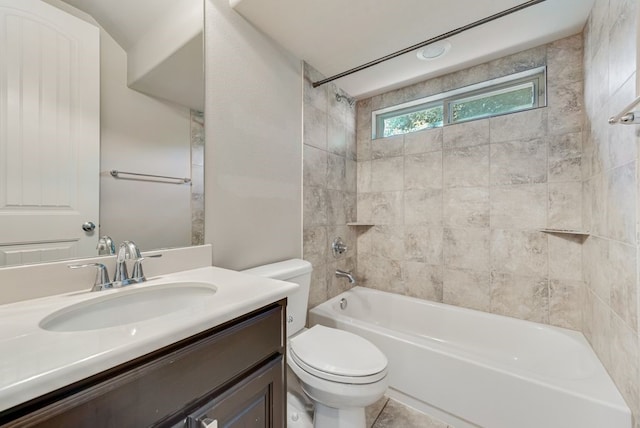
[370,397,390,428]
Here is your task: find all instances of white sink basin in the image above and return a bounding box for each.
[40,283,217,332]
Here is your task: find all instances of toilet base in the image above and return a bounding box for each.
[314,403,366,428]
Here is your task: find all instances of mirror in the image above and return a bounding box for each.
[0,0,204,267]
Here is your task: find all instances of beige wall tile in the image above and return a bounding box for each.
[443,145,490,188]
[583,236,611,305]
[404,127,443,154]
[609,240,638,331]
[405,152,443,190]
[490,184,547,229]
[444,228,490,271]
[442,63,490,92]
[588,290,614,370]
[491,229,548,277]
[443,267,491,311]
[303,227,327,269]
[404,189,443,226]
[490,139,547,185]
[490,272,549,323]
[607,0,637,94]
[489,109,547,143]
[610,312,640,418]
[308,265,328,309]
[357,132,372,161]
[372,135,404,159]
[403,262,444,302]
[303,63,328,113]
[326,153,347,191]
[549,279,584,330]
[358,225,404,261]
[549,181,583,230]
[303,186,328,228]
[548,234,583,281]
[326,190,354,225]
[547,80,584,135]
[404,225,443,265]
[444,187,490,228]
[607,162,636,244]
[590,173,608,236]
[371,157,404,192]
[549,132,582,182]
[304,144,328,187]
[357,160,372,194]
[547,34,583,85]
[327,114,348,157]
[357,192,403,225]
[443,119,490,149]
[303,104,327,150]
[487,45,546,78]
[357,254,404,293]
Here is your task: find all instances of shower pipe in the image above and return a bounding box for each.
[312,0,547,88]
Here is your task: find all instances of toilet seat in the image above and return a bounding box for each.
[289,325,387,384]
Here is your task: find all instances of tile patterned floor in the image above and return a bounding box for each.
[366,397,455,428]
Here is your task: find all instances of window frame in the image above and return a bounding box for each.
[372,66,547,139]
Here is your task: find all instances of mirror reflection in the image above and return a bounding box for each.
[0,0,204,267]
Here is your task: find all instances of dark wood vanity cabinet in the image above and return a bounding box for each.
[0,301,286,428]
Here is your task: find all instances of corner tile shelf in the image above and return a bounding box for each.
[540,228,590,236]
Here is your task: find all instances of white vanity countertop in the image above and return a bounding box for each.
[0,266,297,413]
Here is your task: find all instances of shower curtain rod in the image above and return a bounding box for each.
[312,0,548,88]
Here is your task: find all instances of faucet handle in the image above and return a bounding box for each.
[69,263,112,292]
[131,254,162,283]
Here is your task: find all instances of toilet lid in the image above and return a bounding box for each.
[289,325,387,380]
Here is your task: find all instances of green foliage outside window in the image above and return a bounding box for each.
[451,86,534,123]
[383,105,443,137]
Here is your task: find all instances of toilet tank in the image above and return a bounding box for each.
[242,259,312,337]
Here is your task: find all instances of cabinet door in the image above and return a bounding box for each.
[187,356,284,428]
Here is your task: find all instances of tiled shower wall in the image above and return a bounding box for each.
[582,0,640,423]
[355,34,585,329]
[191,109,205,245]
[303,63,358,308]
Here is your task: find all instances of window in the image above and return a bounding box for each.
[372,67,546,139]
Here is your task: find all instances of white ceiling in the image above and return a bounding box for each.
[232,0,595,99]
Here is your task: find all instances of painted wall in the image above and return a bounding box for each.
[203,0,302,270]
[43,0,194,253]
[354,35,585,329]
[99,30,192,251]
[302,63,357,308]
[582,0,640,423]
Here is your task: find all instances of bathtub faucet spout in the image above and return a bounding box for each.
[336,269,356,284]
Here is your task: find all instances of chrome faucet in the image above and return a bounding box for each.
[96,235,115,255]
[335,269,356,284]
[113,240,142,286]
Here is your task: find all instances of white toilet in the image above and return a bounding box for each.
[243,259,388,428]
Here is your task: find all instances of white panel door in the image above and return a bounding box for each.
[0,0,99,266]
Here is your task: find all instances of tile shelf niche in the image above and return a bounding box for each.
[346,222,375,227]
[540,228,590,236]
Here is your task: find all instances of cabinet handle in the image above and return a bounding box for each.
[200,418,218,428]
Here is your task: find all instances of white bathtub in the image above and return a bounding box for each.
[309,286,631,428]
